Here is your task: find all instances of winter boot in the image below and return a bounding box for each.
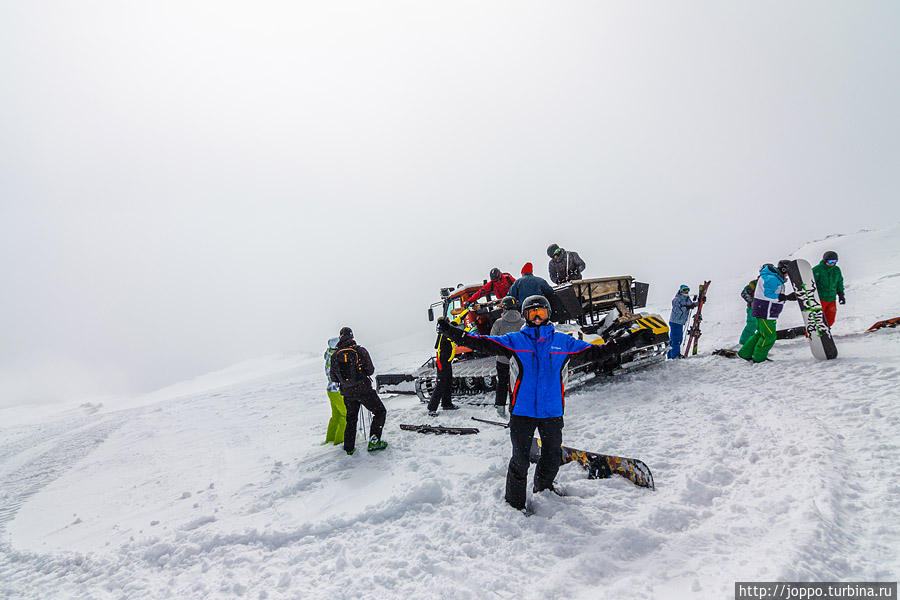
[367,436,388,452]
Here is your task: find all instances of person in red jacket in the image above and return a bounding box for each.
[465,268,516,307]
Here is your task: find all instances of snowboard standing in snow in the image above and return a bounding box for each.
[399,424,479,435]
[472,417,655,490]
[682,281,711,356]
[783,259,838,360]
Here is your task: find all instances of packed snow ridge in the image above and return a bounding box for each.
[1,225,898,599]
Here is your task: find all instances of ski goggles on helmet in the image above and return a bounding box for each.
[524,306,550,322]
[825,259,837,265]
[679,285,690,293]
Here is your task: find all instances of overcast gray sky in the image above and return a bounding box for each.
[2,1,898,406]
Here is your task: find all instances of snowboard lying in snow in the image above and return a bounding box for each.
[400,424,479,435]
[530,438,655,490]
[784,259,838,360]
[472,417,655,490]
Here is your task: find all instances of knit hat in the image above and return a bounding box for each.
[521,262,533,275]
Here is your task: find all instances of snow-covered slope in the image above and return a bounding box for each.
[1,226,898,599]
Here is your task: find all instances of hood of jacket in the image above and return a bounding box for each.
[501,310,524,324]
[336,336,356,349]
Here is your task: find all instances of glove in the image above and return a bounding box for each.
[495,405,507,419]
[838,292,846,305]
[436,316,451,334]
[700,296,707,303]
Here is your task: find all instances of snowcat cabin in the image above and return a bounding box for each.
[445,284,496,335]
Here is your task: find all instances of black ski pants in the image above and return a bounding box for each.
[343,388,386,453]
[494,361,510,408]
[506,414,563,510]
[427,361,454,412]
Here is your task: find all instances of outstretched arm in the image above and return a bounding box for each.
[437,317,514,359]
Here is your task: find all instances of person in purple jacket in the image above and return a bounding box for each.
[437,295,620,511]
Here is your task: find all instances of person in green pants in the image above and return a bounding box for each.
[738,262,796,363]
[323,337,347,444]
[739,278,758,345]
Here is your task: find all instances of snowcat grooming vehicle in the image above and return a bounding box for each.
[375,276,670,401]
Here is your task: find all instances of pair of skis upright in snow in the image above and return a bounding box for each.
[682,281,711,357]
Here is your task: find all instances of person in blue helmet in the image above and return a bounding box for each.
[437,295,621,511]
[667,284,697,359]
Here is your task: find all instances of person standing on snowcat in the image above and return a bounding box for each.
[426,327,460,417]
[489,296,525,418]
[437,295,621,512]
[667,284,698,359]
[329,327,388,454]
[812,250,845,327]
[547,243,586,284]
[738,262,797,363]
[464,268,516,308]
[508,262,555,306]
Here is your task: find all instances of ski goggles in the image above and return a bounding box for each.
[524,306,550,322]
[825,259,837,265]
[679,286,690,293]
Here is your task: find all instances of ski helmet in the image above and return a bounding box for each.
[777,260,792,275]
[521,295,551,325]
[823,250,838,262]
[339,326,353,339]
[489,267,501,281]
[679,284,690,294]
[547,244,560,258]
[500,296,518,311]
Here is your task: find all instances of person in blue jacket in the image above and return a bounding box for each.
[667,285,698,359]
[738,262,796,363]
[437,295,620,511]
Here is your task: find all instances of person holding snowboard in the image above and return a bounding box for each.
[508,262,555,306]
[739,278,758,345]
[436,295,621,512]
[465,268,516,307]
[323,337,347,445]
[489,296,525,418]
[427,326,460,417]
[667,285,697,359]
[547,243,586,284]
[329,327,388,454]
[812,251,845,327]
[738,262,797,363]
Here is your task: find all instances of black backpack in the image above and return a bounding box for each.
[333,347,365,387]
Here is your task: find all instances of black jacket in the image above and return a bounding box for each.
[329,337,375,395]
[548,250,586,284]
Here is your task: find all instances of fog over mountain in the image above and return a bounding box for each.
[1,1,898,406]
